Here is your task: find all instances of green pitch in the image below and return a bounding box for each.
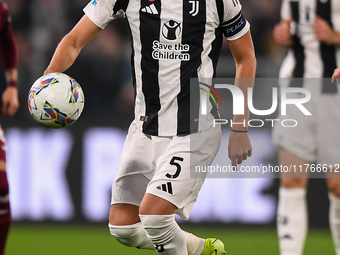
[6,224,334,255]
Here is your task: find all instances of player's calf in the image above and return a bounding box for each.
[0,171,11,255]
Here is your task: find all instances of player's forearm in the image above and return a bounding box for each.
[44,33,82,74]
[5,68,17,82]
[328,31,340,45]
[235,57,256,79]
[233,58,256,130]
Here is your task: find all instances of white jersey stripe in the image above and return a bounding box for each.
[157,0,182,136]
[304,43,323,78]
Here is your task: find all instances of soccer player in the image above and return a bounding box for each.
[273,1,340,254]
[44,0,256,254]
[0,2,19,255]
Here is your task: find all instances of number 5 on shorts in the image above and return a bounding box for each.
[166,156,184,179]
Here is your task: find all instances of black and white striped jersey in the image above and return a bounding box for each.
[84,0,250,136]
[279,0,340,93]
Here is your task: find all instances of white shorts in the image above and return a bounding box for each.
[272,80,340,166]
[111,121,221,220]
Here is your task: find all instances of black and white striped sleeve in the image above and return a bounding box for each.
[83,0,124,29]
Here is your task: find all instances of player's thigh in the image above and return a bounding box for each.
[146,125,221,220]
[317,95,340,168]
[111,121,154,214]
[278,147,309,188]
[272,90,317,169]
[139,193,177,215]
[326,178,340,197]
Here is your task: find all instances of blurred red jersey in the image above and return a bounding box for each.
[0,1,18,71]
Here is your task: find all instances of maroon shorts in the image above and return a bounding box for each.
[0,125,6,161]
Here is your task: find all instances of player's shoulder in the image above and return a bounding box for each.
[220,0,242,21]
[220,0,242,15]
[0,1,9,17]
[221,0,242,8]
[0,1,8,11]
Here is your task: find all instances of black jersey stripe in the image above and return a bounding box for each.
[291,35,305,79]
[216,0,224,24]
[316,0,337,93]
[124,12,137,102]
[113,0,137,100]
[178,0,207,135]
[290,1,299,23]
[129,30,137,101]
[290,1,304,88]
[113,0,130,13]
[140,0,162,135]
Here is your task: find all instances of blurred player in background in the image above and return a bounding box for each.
[333,67,340,83]
[273,0,340,254]
[44,0,256,254]
[0,1,19,255]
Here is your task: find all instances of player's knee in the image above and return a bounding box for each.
[330,188,340,198]
[108,222,145,248]
[280,178,307,188]
[328,182,340,198]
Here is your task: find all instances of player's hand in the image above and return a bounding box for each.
[313,15,335,44]
[2,86,19,116]
[332,67,340,84]
[273,20,293,46]
[228,131,252,170]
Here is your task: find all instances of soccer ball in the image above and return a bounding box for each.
[28,73,85,129]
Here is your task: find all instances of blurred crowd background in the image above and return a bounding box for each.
[3,0,284,127]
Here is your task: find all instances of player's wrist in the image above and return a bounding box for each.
[7,81,18,88]
[323,31,340,45]
[331,32,340,45]
[231,128,248,133]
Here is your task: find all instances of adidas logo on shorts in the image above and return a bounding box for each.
[156,182,173,194]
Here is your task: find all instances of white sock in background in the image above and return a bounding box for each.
[277,187,307,255]
[329,193,340,255]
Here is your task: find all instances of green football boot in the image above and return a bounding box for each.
[200,238,227,255]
